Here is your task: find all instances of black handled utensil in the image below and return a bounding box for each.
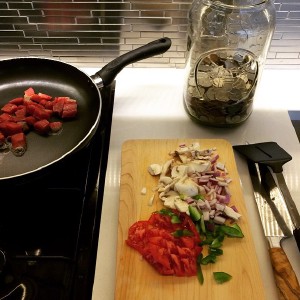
[233,142,300,252]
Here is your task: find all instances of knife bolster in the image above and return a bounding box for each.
[267,236,281,248]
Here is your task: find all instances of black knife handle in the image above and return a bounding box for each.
[294,228,300,252]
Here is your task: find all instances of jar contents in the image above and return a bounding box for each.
[185,49,258,126]
[183,0,276,127]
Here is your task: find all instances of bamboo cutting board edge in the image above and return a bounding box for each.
[115,139,266,300]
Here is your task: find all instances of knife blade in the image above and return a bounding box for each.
[258,165,294,236]
[271,170,300,251]
[233,142,300,250]
[247,161,300,300]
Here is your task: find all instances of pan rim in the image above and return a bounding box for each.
[0,56,102,181]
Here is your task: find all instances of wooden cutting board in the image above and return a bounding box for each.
[115,139,266,300]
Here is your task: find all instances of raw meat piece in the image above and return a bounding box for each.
[1,103,18,114]
[0,132,5,145]
[50,121,62,133]
[25,116,37,127]
[62,99,77,119]
[0,122,23,137]
[10,132,27,156]
[9,97,24,105]
[34,119,50,135]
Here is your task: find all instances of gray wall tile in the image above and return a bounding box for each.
[0,0,298,68]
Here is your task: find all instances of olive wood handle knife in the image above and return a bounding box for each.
[247,161,300,300]
[270,248,300,300]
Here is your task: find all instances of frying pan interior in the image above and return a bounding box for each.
[0,58,101,180]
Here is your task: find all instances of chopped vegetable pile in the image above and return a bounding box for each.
[152,142,241,225]
[0,87,78,156]
[127,142,245,285]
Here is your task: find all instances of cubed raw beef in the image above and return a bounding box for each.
[52,97,66,116]
[25,116,37,127]
[30,94,43,103]
[49,121,62,133]
[0,113,15,123]
[1,103,18,114]
[0,132,5,145]
[10,132,27,156]
[9,97,24,105]
[38,92,52,100]
[33,106,52,120]
[62,99,77,119]
[34,119,50,135]
[0,122,23,137]
[14,106,27,120]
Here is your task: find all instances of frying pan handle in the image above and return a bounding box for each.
[91,37,172,88]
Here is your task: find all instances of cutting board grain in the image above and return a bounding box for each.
[115,139,266,300]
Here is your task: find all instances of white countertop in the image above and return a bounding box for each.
[90,67,300,300]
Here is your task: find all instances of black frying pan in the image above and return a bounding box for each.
[0,38,171,182]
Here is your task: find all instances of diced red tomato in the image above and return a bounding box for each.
[126,211,202,277]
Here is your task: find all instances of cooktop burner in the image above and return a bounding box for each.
[0,82,115,300]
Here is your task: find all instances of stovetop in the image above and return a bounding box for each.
[0,82,115,300]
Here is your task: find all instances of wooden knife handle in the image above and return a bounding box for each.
[269,247,300,300]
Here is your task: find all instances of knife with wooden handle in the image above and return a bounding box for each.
[233,142,300,251]
[247,161,300,300]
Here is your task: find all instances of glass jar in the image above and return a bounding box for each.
[183,0,276,127]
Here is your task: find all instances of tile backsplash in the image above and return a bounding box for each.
[0,1,299,68]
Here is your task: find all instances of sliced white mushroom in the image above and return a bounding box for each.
[216,161,225,171]
[160,190,178,201]
[161,190,180,209]
[174,198,189,213]
[159,159,173,178]
[159,176,173,186]
[224,206,241,220]
[164,197,177,209]
[148,163,162,176]
[174,176,199,197]
[178,154,188,164]
[187,161,211,173]
[171,165,188,178]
